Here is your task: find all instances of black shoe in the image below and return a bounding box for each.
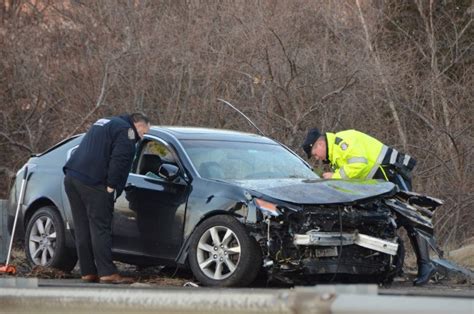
[413,262,435,286]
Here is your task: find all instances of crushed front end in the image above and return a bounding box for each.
[252,198,402,284]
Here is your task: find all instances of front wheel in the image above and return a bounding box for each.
[188,215,262,287]
[24,206,77,272]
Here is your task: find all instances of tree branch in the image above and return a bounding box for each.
[0,131,33,153]
[67,60,110,137]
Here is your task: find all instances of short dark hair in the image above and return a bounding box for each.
[129,112,150,124]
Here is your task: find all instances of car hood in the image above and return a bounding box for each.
[231,178,396,205]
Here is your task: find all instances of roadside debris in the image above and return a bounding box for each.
[26,266,69,279]
[433,258,474,285]
[183,281,200,287]
[0,167,28,275]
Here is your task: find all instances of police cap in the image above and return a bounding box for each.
[302,128,321,159]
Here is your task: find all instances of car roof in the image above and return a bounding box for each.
[149,126,277,144]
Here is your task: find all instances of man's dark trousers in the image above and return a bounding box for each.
[64,175,117,277]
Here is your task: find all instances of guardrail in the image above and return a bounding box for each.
[0,282,472,314]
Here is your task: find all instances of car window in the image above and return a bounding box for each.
[136,140,177,177]
[181,140,318,180]
[37,134,83,157]
[66,145,79,161]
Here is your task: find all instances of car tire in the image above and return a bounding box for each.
[24,206,77,272]
[188,215,262,287]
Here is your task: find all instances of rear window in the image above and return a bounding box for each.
[33,134,83,157]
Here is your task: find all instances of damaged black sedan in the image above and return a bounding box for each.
[8,127,441,286]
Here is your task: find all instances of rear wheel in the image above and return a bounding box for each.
[24,206,77,272]
[188,215,262,287]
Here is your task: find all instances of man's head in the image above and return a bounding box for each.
[130,112,150,139]
[302,128,327,161]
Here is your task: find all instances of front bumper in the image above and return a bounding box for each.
[293,231,398,256]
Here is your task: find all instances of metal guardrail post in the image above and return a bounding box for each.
[0,199,8,264]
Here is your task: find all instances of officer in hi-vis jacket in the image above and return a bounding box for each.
[302,128,435,286]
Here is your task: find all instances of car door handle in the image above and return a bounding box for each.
[124,183,136,191]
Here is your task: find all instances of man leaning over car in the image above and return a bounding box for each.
[302,128,436,286]
[63,113,150,284]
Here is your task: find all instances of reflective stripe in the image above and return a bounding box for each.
[347,157,368,164]
[376,145,389,165]
[340,167,349,179]
[403,154,410,166]
[367,164,380,179]
[389,149,399,164]
[367,145,388,179]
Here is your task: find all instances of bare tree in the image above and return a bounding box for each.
[0,0,472,247]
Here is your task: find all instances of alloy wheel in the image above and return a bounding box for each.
[28,215,57,266]
[196,226,241,280]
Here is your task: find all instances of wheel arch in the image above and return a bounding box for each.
[24,197,62,229]
[175,210,253,266]
[23,198,78,271]
[184,213,262,286]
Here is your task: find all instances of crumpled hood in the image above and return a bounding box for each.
[231,178,396,205]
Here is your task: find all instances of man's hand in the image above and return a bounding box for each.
[107,186,115,193]
[322,172,333,179]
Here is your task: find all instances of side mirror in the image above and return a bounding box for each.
[158,163,180,181]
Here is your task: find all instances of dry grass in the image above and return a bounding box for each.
[448,245,474,269]
[1,243,191,286]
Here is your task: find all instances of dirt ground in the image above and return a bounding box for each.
[1,242,190,287]
[2,242,473,293]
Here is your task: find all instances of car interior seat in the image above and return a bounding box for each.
[139,154,162,175]
[198,161,225,179]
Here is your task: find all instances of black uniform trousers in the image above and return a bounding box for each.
[64,175,117,277]
[374,166,412,192]
[374,165,416,231]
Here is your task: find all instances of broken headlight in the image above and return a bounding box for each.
[254,198,281,217]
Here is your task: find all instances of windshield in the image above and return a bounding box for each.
[181,140,319,180]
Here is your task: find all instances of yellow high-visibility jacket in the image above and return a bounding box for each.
[326,130,386,180]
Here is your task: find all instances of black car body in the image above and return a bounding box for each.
[8,127,441,286]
